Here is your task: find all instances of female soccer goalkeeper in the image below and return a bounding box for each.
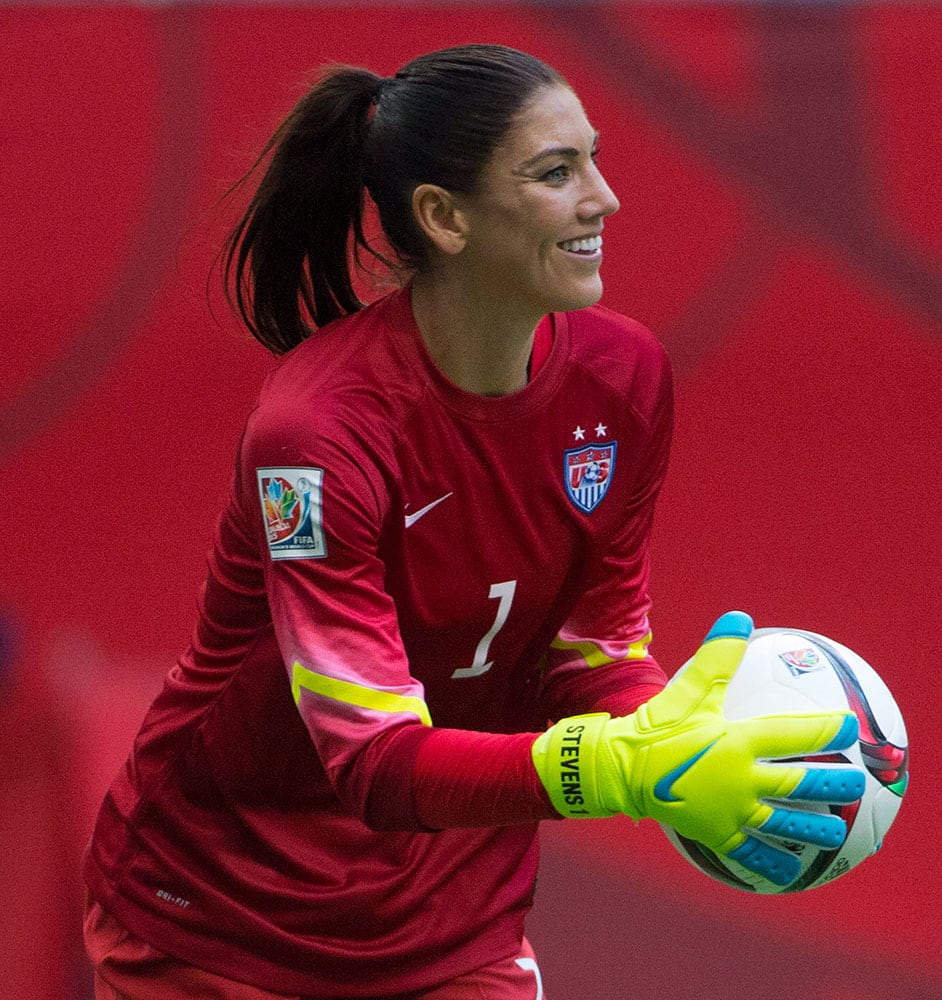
[83,44,863,1000]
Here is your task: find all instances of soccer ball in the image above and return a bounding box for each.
[661,627,909,893]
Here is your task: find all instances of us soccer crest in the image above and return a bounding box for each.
[564,442,616,513]
[257,467,326,559]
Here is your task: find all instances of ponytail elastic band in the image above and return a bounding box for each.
[372,77,392,106]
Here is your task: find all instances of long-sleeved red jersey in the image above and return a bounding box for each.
[84,286,673,996]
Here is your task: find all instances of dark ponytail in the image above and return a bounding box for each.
[222,67,384,355]
[223,46,566,355]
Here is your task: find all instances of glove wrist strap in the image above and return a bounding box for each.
[531,713,615,818]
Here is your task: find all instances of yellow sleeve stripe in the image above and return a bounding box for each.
[549,632,652,668]
[291,662,432,727]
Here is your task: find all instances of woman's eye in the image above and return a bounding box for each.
[543,164,570,184]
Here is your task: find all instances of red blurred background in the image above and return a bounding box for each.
[3,4,940,998]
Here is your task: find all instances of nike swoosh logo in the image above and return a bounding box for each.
[404,492,453,528]
[652,740,718,803]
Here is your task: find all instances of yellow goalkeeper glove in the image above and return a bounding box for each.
[531,611,865,886]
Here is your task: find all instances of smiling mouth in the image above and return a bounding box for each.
[558,235,602,255]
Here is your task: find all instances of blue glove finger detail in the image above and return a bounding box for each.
[727,837,801,886]
[820,714,859,751]
[789,767,866,803]
[703,611,754,643]
[759,808,848,849]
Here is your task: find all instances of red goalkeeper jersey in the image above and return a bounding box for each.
[84,286,673,996]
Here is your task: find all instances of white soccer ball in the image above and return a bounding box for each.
[661,627,909,893]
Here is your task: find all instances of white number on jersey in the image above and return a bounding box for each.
[451,580,517,679]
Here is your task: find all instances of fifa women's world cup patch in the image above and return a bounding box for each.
[257,467,326,559]
[779,647,826,676]
[564,442,616,513]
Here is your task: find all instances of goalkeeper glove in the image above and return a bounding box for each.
[531,611,865,886]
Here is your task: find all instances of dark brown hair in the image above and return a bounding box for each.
[222,44,565,354]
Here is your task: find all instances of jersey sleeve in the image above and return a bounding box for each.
[539,340,674,722]
[240,401,440,825]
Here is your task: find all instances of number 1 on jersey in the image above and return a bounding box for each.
[450,580,517,679]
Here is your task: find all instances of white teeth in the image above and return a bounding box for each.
[559,235,602,253]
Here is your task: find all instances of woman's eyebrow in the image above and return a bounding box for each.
[516,132,600,172]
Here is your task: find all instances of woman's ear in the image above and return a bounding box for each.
[411,184,468,256]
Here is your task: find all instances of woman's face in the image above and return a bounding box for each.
[458,85,620,320]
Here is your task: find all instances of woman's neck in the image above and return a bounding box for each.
[410,271,540,397]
